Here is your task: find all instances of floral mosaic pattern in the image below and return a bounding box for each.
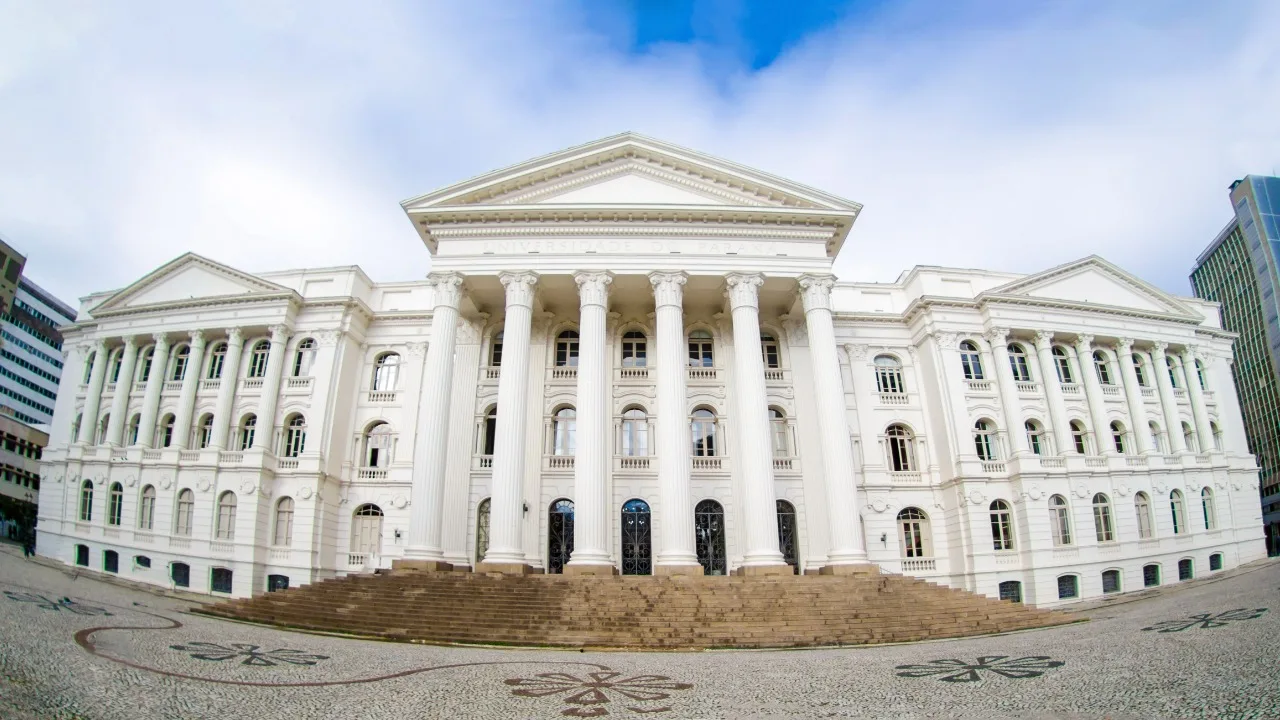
[1141,608,1269,633]
[505,670,693,717]
[4,591,113,616]
[895,655,1065,683]
[169,642,330,667]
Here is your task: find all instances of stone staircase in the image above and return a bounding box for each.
[195,570,1080,649]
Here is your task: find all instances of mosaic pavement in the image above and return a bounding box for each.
[1,548,1277,719]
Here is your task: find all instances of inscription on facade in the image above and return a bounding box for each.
[478,239,782,256]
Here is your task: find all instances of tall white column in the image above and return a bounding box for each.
[1183,346,1214,452]
[79,339,109,444]
[1150,342,1186,453]
[251,325,291,451]
[1074,334,1113,454]
[798,274,869,568]
[173,331,207,450]
[402,272,464,567]
[986,328,1029,455]
[650,272,701,573]
[1115,339,1152,455]
[725,273,786,570]
[105,336,138,446]
[566,271,614,573]
[210,329,245,450]
[136,333,170,447]
[481,272,539,571]
[1032,331,1074,454]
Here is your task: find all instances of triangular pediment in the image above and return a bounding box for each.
[983,256,1201,319]
[401,132,862,212]
[91,253,293,316]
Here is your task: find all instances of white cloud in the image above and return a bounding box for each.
[0,0,1277,306]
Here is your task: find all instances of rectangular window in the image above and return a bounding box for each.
[1057,575,1078,599]
[211,567,233,593]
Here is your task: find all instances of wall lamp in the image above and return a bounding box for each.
[880,533,887,546]
[522,502,530,515]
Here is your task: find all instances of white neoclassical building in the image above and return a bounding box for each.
[37,133,1266,605]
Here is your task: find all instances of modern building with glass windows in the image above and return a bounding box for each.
[36,134,1266,604]
[0,276,77,426]
[1191,175,1280,554]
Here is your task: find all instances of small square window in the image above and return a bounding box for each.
[998,580,1022,603]
[211,567,233,594]
[75,544,89,567]
[1101,569,1120,594]
[1209,553,1223,571]
[1057,575,1078,599]
[103,550,118,574]
[134,556,151,569]
[171,562,190,588]
[1178,559,1193,581]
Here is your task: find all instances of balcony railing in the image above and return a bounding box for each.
[772,457,795,471]
[243,378,264,390]
[111,449,128,461]
[169,537,191,549]
[879,392,908,405]
[966,380,994,393]
[692,456,723,471]
[141,450,162,460]
[1101,385,1121,396]
[1195,453,1212,464]
[163,380,184,392]
[1084,457,1107,468]
[473,455,494,470]
[889,471,923,483]
[357,468,388,479]
[762,368,787,382]
[1140,388,1156,399]
[210,541,234,553]
[284,376,313,392]
[545,455,575,470]
[219,451,243,464]
[902,558,936,572]
[366,390,398,403]
[1060,383,1081,395]
[103,527,120,539]
[199,378,221,392]
[687,366,720,382]
[483,367,501,381]
[133,531,154,544]
[981,461,1007,473]
[1173,388,1187,399]
[1015,381,1039,394]
[1202,390,1216,402]
[347,553,368,567]
[269,548,291,562]
[277,459,300,470]
[1163,454,1182,464]
[550,366,578,381]
[1039,457,1065,468]
[1126,456,1148,467]
[616,366,651,381]
[179,450,201,462]
[616,456,652,471]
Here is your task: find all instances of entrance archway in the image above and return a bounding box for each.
[776,500,799,574]
[695,499,726,576]
[547,499,574,574]
[620,499,652,575]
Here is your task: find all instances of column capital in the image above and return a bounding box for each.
[1151,340,1169,355]
[269,324,290,344]
[724,273,764,310]
[1074,333,1094,350]
[188,329,206,345]
[1032,330,1054,349]
[121,335,137,349]
[428,271,465,309]
[1115,337,1134,354]
[984,326,1010,345]
[498,271,538,309]
[1183,344,1201,360]
[797,273,836,313]
[226,327,244,344]
[648,271,688,308]
[152,332,169,346]
[573,271,613,308]
[843,342,869,362]
[93,338,108,352]
[930,331,959,350]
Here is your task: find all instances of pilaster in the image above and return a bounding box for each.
[210,328,245,450]
[136,332,170,447]
[105,336,138,446]
[1150,342,1186,453]
[985,327,1028,456]
[1074,334,1112,454]
[78,340,109,444]
[1032,331,1073,454]
[173,331,207,450]
[1115,339,1152,455]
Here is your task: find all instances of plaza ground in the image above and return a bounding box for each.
[1,546,1277,719]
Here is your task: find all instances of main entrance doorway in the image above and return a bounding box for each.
[695,499,726,575]
[547,499,574,574]
[620,499,652,575]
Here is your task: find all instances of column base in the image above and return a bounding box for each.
[476,562,538,575]
[733,564,794,577]
[392,559,454,573]
[562,563,618,576]
[819,563,880,576]
[655,564,705,576]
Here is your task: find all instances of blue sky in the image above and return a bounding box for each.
[1,1,1278,305]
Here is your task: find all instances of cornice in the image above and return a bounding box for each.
[975,293,1203,325]
[431,223,834,241]
[88,291,300,320]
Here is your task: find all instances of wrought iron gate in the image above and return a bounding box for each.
[621,499,652,575]
[547,499,574,574]
[776,500,799,574]
[695,499,726,576]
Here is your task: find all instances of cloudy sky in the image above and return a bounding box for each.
[2,0,1278,307]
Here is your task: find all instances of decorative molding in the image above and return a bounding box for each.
[1074,334,1094,349]
[931,332,959,351]
[843,343,869,362]
[780,314,808,347]
[1032,330,1054,349]
[984,327,1009,345]
[269,325,290,344]
[455,318,483,345]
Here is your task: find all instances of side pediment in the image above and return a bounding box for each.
[983,256,1200,319]
[91,253,293,315]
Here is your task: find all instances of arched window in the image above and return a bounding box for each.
[553,407,576,456]
[1052,346,1073,383]
[127,413,141,446]
[1057,574,1079,599]
[136,345,155,383]
[875,355,905,393]
[555,330,580,367]
[1210,553,1223,571]
[216,491,237,540]
[1110,421,1127,454]
[196,413,214,449]
[79,479,94,522]
[776,500,799,572]
[1143,563,1160,587]
[350,504,383,556]
[886,424,916,471]
[107,482,124,526]
[274,497,294,546]
[82,351,95,384]
[691,409,717,457]
[490,331,503,367]
[482,406,497,456]
[207,342,227,379]
[175,489,194,536]
[1149,421,1164,454]
[960,341,984,380]
[989,500,1014,550]
[1166,356,1180,388]
[1093,351,1112,385]
[620,498,652,575]
[138,485,156,530]
[364,422,394,468]
[1093,493,1114,542]
[108,349,123,383]
[1170,490,1185,535]
[1201,487,1216,530]
[157,414,176,448]
[292,338,316,377]
[760,334,780,369]
[97,414,111,445]
[1007,343,1032,382]
[1025,419,1046,455]
[373,352,400,391]
[1070,420,1089,454]
[475,498,491,565]
[769,408,789,457]
[621,330,647,368]
[1132,353,1148,387]
[1182,422,1198,453]
[898,507,931,558]
[1210,421,1223,451]
[283,415,307,457]
[974,420,997,461]
[694,499,726,575]
[247,340,271,378]
[1049,495,1072,546]
[547,499,574,574]
[1135,491,1153,539]
[1178,558,1193,581]
[237,414,257,451]
[687,330,713,367]
[1102,569,1121,594]
[621,408,648,457]
[171,344,190,381]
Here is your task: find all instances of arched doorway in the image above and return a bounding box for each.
[621,499,652,575]
[695,499,726,576]
[351,504,384,558]
[547,499,574,574]
[776,500,799,574]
